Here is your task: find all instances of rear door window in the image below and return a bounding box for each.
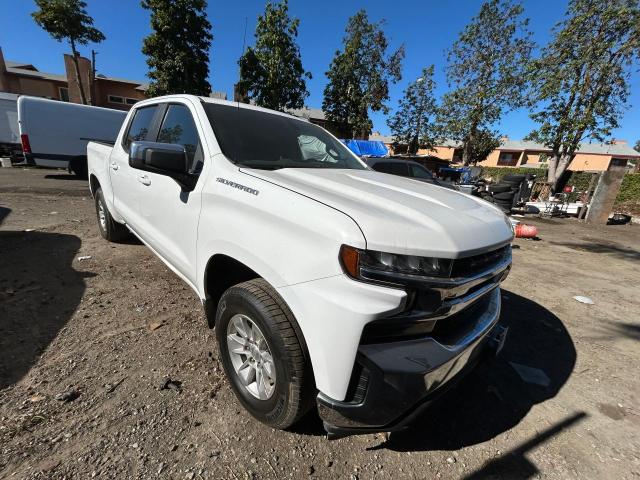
[372,162,409,176]
[123,106,157,150]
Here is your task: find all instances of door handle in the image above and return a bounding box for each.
[138,174,151,186]
[110,162,119,171]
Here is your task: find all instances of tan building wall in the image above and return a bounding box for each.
[1,47,146,110]
[568,153,612,171]
[17,77,65,99]
[94,81,146,111]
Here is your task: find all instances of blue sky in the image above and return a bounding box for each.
[1,0,638,143]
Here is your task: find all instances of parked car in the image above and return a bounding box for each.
[87,95,513,437]
[365,157,457,190]
[18,96,126,178]
[0,92,21,160]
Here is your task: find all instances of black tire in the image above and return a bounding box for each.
[94,187,129,242]
[501,174,526,182]
[216,279,313,429]
[69,156,88,179]
[488,184,511,193]
[493,191,516,201]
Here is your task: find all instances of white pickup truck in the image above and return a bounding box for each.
[87,95,513,437]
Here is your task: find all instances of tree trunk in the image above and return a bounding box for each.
[462,127,476,166]
[547,153,572,192]
[408,136,419,155]
[70,40,88,105]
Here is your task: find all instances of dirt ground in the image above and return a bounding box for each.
[1,167,639,480]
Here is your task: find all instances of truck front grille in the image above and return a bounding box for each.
[360,245,511,346]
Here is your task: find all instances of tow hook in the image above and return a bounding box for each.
[488,324,509,356]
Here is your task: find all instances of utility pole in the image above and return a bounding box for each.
[90,49,97,106]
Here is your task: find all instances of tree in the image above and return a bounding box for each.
[635,140,640,153]
[526,0,640,190]
[387,66,438,155]
[141,0,212,97]
[438,0,533,165]
[322,10,404,139]
[32,0,104,105]
[238,0,310,111]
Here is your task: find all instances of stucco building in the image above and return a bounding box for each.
[0,47,147,111]
[370,133,639,172]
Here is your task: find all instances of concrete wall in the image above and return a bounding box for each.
[63,54,94,104]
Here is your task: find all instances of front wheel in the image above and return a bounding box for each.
[94,187,129,242]
[216,279,314,429]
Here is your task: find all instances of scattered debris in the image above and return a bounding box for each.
[446,457,457,464]
[77,255,92,261]
[159,377,182,393]
[573,295,594,305]
[509,362,551,387]
[148,321,165,331]
[104,377,126,394]
[597,403,626,421]
[514,224,539,238]
[55,388,80,402]
[24,228,35,232]
[29,395,46,403]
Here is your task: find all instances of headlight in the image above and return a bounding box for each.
[340,245,452,283]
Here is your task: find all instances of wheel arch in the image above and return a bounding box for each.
[202,255,312,365]
[89,174,100,198]
[203,253,261,328]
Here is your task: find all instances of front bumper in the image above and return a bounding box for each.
[318,276,508,436]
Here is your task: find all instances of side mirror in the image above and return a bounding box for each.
[129,141,196,190]
[129,141,188,173]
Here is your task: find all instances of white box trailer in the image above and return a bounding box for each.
[0,92,21,160]
[17,96,126,178]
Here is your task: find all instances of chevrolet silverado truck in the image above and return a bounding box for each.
[87,95,513,437]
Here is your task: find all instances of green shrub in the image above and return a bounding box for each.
[616,173,640,204]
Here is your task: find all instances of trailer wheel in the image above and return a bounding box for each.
[69,156,88,179]
[216,279,314,429]
[94,188,129,242]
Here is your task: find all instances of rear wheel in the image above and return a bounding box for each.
[216,278,313,429]
[94,187,129,242]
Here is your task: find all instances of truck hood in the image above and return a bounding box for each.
[241,168,513,258]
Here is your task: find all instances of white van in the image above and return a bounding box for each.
[18,96,126,177]
[0,92,20,160]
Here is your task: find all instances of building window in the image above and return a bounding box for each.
[108,95,125,104]
[59,87,69,102]
[610,158,628,168]
[497,152,518,166]
[125,98,138,105]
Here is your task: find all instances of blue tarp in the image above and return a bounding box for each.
[341,139,389,157]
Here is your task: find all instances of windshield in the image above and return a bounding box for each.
[203,103,366,170]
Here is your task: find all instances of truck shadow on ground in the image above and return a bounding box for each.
[379,290,576,452]
[549,240,640,261]
[0,230,89,389]
[294,290,577,450]
[44,174,86,181]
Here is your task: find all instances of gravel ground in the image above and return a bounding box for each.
[1,167,639,480]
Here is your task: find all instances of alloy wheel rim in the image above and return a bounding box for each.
[98,201,107,230]
[226,314,276,400]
